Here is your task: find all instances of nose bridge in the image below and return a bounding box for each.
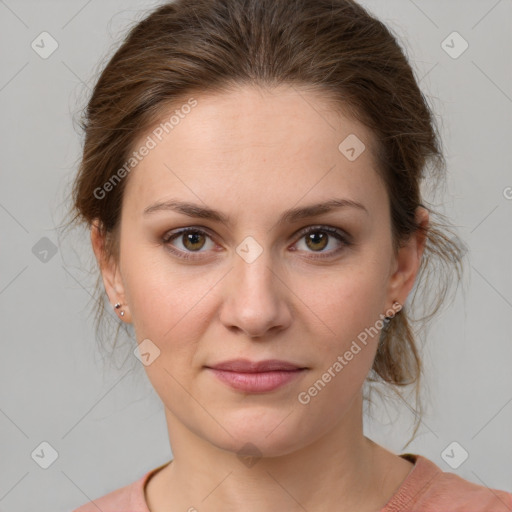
[233,233,279,299]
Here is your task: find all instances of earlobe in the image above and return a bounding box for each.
[90,220,131,322]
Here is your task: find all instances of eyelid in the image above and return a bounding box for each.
[294,224,351,243]
[162,224,350,242]
[162,225,215,242]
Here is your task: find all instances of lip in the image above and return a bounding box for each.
[207,358,305,372]
[205,359,308,393]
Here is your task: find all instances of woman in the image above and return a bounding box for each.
[68,0,512,510]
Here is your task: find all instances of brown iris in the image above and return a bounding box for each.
[182,231,206,251]
[305,231,328,251]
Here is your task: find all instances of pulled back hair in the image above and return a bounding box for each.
[66,0,467,447]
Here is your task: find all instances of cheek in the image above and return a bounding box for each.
[294,260,388,343]
[128,272,209,338]
[295,274,383,418]
[122,247,219,356]
[291,260,387,401]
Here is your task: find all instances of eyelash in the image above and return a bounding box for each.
[162,225,351,261]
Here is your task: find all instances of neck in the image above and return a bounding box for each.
[146,393,408,512]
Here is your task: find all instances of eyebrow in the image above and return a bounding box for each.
[143,198,368,225]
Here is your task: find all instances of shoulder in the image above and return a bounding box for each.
[383,453,512,512]
[72,478,142,512]
[71,462,171,512]
[423,469,512,511]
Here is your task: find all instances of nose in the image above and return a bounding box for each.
[218,244,293,339]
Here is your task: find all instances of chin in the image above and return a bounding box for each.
[205,410,313,459]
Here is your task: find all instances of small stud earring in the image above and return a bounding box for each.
[113,302,125,318]
[383,300,401,321]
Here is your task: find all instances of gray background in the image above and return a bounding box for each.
[0,1,511,511]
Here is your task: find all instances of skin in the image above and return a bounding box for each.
[91,84,428,512]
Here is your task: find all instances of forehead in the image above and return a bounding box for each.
[123,85,387,220]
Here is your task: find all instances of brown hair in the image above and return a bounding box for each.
[65,0,467,447]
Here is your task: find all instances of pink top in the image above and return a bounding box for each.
[72,453,512,511]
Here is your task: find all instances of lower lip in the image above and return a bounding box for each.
[206,368,306,392]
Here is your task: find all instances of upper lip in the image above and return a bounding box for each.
[206,359,306,373]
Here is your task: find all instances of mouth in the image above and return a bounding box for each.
[204,359,308,393]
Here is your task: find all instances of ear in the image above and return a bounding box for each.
[90,219,131,323]
[385,206,429,311]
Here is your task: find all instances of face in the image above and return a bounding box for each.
[93,85,426,458]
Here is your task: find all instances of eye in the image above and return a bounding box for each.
[292,225,351,259]
[162,227,217,260]
[162,225,351,261]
